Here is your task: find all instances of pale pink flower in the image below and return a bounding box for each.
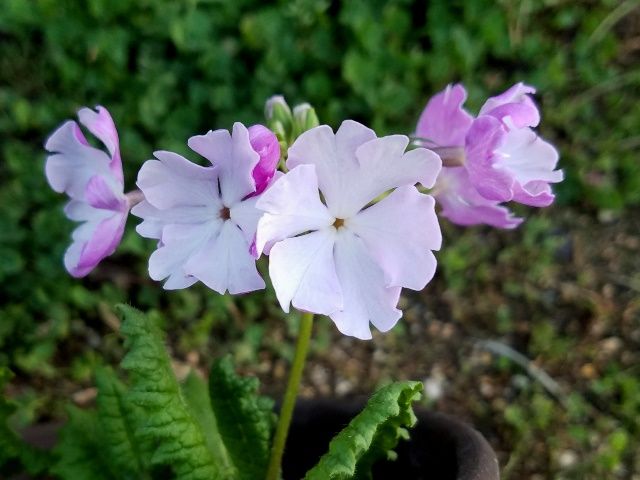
[417,83,562,228]
[132,123,269,294]
[256,121,442,339]
[45,106,130,277]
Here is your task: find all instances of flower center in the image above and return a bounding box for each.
[333,218,345,229]
[219,206,231,221]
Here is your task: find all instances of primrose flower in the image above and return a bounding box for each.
[45,106,131,277]
[417,83,562,227]
[256,121,442,340]
[132,123,274,293]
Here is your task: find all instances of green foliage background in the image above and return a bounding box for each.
[0,2,638,475]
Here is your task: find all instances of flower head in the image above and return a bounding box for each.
[45,106,129,277]
[256,121,442,339]
[417,83,562,227]
[132,123,269,293]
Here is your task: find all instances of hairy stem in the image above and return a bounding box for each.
[265,312,314,480]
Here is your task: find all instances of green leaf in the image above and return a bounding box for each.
[95,367,151,478]
[181,371,235,477]
[304,381,423,480]
[52,406,114,480]
[209,355,275,480]
[117,304,226,480]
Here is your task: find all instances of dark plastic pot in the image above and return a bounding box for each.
[19,400,499,480]
[284,399,500,480]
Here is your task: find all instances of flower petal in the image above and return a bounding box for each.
[64,210,127,277]
[465,115,515,202]
[184,221,265,294]
[479,83,540,128]
[255,165,334,256]
[248,124,280,195]
[131,201,216,239]
[77,106,123,182]
[136,151,219,210]
[148,222,219,290]
[45,121,113,200]
[350,136,442,213]
[347,185,441,291]
[434,167,523,229]
[416,84,473,146]
[230,194,262,247]
[286,121,374,218]
[268,228,342,315]
[188,123,260,205]
[85,175,127,211]
[330,229,402,340]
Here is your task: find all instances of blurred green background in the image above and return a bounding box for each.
[1,0,639,478]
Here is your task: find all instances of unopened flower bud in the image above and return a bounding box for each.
[292,103,319,138]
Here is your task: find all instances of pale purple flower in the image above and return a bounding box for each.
[45,106,129,277]
[131,123,268,294]
[248,124,280,195]
[256,120,442,340]
[466,83,563,207]
[417,83,562,228]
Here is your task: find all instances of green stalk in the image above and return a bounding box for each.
[265,312,314,480]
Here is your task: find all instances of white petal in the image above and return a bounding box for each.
[287,122,371,218]
[230,195,262,246]
[347,186,441,290]
[497,128,563,185]
[330,229,402,340]
[131,201,216,239]
[137,151,220,210]
[255,165,334,255]
[185,221,265,295]
[287,121,442,218]
[188,123,259,205]
[349,137,442,213]
[45,121,114,200]
[149,222,219,290]
[268,228,342,315]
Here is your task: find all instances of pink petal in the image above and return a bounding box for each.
[416,84,474,146]
[268,228,342,315]
[434,168,523,229]
[131,200,215,239]
[188,123,260,205]
[255,165,334,256]
[184,221,265,294]
[77,106,123,182]
[85,175,127,211]
[331,229,402,340]
[230,194,262,247]
[465,115,515,202]
[64,210,127,277]
[479,83,540,128]
[248,124,280,195]
[347,186,441,291]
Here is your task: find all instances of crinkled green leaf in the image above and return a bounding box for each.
[52,406,114,480]
[0,368,51,476]
[117,304,225,480]
[95,366,151,479]
[304,381,423,480]
[209,355,275,480]
[181,371,235,477]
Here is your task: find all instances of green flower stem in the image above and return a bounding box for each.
[265,311,314,480]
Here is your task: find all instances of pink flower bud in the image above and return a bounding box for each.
[248,124,280,195]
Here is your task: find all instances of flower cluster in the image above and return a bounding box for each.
[45,85,562,338]
[416,83,563,228]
